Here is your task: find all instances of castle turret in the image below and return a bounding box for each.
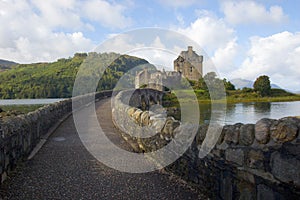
[174,46,203,81]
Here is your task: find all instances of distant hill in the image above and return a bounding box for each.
[230,78,281,89]
[0,53,154,99]
[287,90,300,94]
[0,59,18,71]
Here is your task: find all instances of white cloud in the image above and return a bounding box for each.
[152,36,165,49]
[232,31,300,90]
[222,1,288,25]
[31,0,84,30]
[176,13,185,26]
[96,34,145,54]
[177,15,235,53]
[211,39,239,75]
[157,0,197,8]
[82,0,132,29]
[99,34,175,70]
[177,13,239,75]
[0,31,94,63]
[0,0,133,63]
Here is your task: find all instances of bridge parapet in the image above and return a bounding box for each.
[112,89,300,199]
[0,90,112,184]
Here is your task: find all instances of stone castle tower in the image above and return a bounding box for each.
[135,46,203,90]
[173,46,203,81]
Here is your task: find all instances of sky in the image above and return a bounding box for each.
[0,0,300,91]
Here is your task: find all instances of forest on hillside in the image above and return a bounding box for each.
[0,53,153,99]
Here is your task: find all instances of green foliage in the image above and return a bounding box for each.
[162,92,179,107]
[139,84,148,89]
[270,88,295,97]
[227,89,259,99]
[191,77,208,90]
[253,75,271,97]
[194,89,210,99]
[223,78,236,90]
[0,53,150,99]
[242,87,254,93]
[0,105,43,115]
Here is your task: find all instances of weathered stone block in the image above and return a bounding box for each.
[149,117,166,133]
[224,125,240,145]
[140,111,150,126]
[270,118,298,143]
[239,124,255,146]
[247,150,264,169]
[161,117,180,137]
[282,143,300,159]
[255,118,273,144]
[237,181,256,200]
[132,109,143,124]
[127,107,137,117]
[257,184,275,200]
[225,148,244,166]
[220,175,232,200]
[270,151,300,187]
[237,170,255,184]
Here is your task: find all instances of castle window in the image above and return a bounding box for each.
[190,66,193,72]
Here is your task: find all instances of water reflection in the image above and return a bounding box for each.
[0,99,65,105]
[254,102,271,113]
[196,101,300,125]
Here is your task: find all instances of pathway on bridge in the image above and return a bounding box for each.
[1,98,206,200]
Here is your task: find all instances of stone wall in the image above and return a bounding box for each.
[112,89,300,199]
[0,90,112,184]
[112,89,182,152]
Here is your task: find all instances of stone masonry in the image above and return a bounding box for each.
[174,46,203,81]
[112,89,300,199]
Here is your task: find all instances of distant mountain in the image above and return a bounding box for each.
[287,90,300,94]
[0,59,18,70]
[230,78,281,89]
[270,83,281,89]
[230,78,253,89]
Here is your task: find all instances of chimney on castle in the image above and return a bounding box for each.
[188,46,193,52]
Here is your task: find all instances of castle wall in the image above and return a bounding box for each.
[135,70,182,91]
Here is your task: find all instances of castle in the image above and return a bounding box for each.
[135,46,203,91]
[174,46,203,80]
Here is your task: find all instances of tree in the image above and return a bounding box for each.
[194,77,207,90]
[253,75,271,97]
[223,78,235,90]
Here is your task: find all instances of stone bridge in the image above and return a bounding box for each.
[0,89,300,199]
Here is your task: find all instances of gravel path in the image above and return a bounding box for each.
[0,98,206,200]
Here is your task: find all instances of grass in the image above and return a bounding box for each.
[225,95,300,104]
[0,104,44,114]
[163,89,300,105]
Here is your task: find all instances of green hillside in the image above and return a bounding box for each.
[0,52,152,99]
